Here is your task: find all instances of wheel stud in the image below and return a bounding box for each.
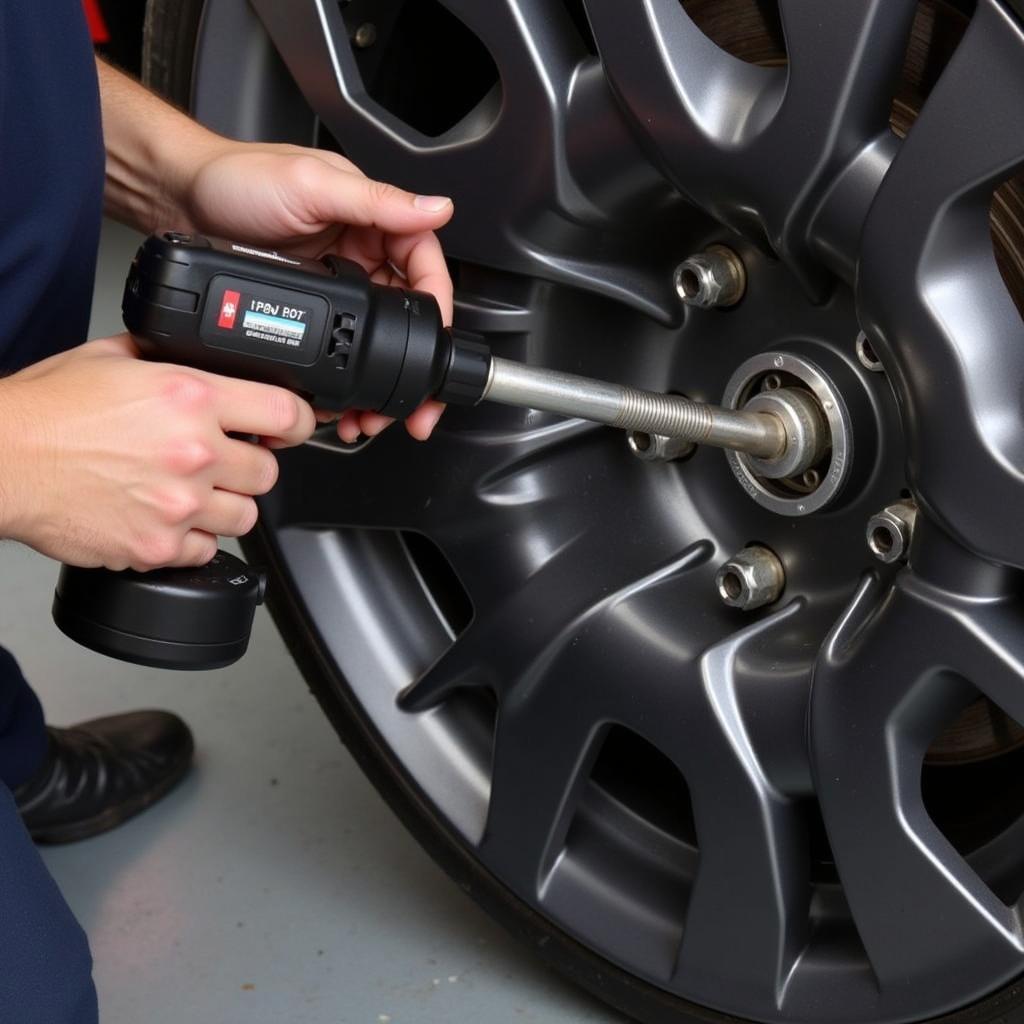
[866,501,917,563]
[675,245,746,309]
[716,546,785,610]
[353,22,378,48]
[627,430,695,462]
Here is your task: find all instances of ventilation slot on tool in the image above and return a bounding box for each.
[327,313,357,367]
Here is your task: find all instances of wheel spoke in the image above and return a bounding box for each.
[469,553,814,1000]
[773,0,916,279]
[586,0,915,282]
[480,702,604,896]
[265,419,475,533]
[491,580,816,1004]
[808,132,900,284]
[584,0,783,244]
[664,604,811,1010]
[459,534,818,1005]
[245,0,578,214]
[955,599,1024,728]
[249,0,687,320]
[857,0,1024,567]
[400,541,711,712]
[423,414,634,612]
[451,547,715,978]
[810,568,1024,1010]
[775,0,916,138]
[267,407,598,531]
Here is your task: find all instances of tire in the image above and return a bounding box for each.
[143,3,1024,1023]
[141,0,204,107]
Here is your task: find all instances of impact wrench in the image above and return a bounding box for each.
[52,232,814,670]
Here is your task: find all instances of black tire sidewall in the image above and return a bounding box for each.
[142,0,205,103]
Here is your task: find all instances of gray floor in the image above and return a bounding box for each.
[0,221,622,1022]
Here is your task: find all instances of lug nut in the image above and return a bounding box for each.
[675,245,746,309]
[855,331,885,373]
[627,430,695,462]
[716,546,785,611]
[866,501,917,563]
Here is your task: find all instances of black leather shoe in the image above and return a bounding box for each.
[14,711,194,844]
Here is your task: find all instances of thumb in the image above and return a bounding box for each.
[302,162,454,234]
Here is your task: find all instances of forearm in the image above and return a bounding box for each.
[97,58,229,233]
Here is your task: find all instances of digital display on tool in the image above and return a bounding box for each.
[205,276,322,357]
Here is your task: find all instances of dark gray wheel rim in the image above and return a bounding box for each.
[189,2,1024,1021]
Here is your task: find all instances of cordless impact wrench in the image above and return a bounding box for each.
[52,232,795,670]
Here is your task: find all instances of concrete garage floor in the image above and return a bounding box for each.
[0,221,624,1023]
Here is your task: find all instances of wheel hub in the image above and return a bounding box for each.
[721,350,853,516]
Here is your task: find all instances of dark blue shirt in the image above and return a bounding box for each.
[0,0,105,372]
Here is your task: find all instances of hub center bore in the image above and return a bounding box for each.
[722,352,852,516]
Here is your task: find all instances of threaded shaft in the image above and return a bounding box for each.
[613,387,715,441]
[482,356,785,460]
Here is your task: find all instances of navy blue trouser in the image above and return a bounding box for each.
[0,649,98,1023]
[1,0,106,1016]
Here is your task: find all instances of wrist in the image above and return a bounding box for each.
[98,57,236,233]
[149,124,237,232]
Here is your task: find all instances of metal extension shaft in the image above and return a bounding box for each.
[482,357,786,460]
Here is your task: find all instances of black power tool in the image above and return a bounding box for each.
[53,232,489,670]
[52,232,793,670]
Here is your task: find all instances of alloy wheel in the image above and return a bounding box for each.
[147,1,1024,1021]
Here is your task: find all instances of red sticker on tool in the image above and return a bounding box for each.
[217,289,241,329]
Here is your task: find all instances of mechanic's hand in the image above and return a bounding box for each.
[177,142,454,443]
[0,334,316,570]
